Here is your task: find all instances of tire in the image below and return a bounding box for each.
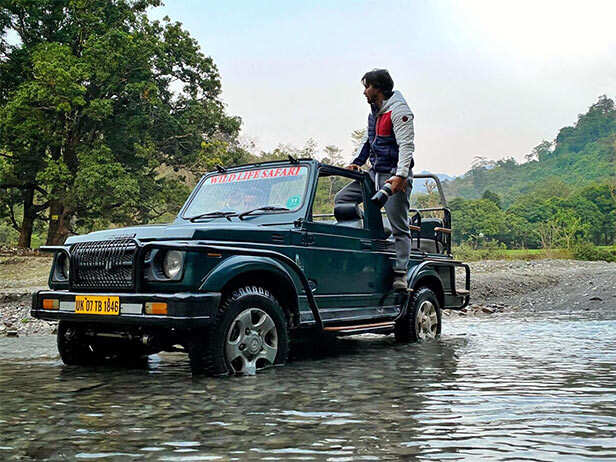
[57,321,101,366]
[394,287,442,343]
[187,286,289,376]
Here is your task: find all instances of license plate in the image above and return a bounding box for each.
[75,296,120,315]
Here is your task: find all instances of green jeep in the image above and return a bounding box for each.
[31,159,470,375]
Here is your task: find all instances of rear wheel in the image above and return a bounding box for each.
[395,287,442,343]
[188,286,289,376]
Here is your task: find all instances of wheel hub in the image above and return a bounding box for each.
[225,307,279,375]
[416,300,438,340]
[246,333,263,355]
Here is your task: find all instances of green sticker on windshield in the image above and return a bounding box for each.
[286,195,301,209]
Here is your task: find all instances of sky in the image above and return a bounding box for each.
[153,0,616,176]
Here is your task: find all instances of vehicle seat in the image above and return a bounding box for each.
[334,203,364,228]
[419,218,447,253]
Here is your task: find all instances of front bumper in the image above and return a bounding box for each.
[31,290,221,329]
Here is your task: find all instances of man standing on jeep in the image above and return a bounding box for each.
[335,69,414,291]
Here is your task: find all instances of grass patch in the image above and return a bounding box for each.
[452,246,572,262]
[502,248,572,260]
[571,243,616,262]
[453,244,616,262]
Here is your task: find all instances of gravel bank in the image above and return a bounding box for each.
[450,258,616,319]
[2,258,615,336]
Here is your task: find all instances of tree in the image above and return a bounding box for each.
[481,190,501,209]
[469,156,496,194]
[0,1,243,246]
[499,213,535,248]
[576,183,616,245]
[449,198,506,245]
[555,95,616,153]
[322,145,344,167]
[351,129,366,151]
[528,178,573,201]
[443,96,616,206]
[536,210,588,253]
[526,140,552,162]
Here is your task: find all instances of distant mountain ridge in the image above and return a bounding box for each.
[441,96,616,206]
[412,170,456,193]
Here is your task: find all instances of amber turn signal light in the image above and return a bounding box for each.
[145,302,167,315]
[42,299,59,310]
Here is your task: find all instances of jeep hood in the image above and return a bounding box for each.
[64,221,292,245]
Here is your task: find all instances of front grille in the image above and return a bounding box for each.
[71,239,138,291]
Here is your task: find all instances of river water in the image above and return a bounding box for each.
[1,309,615,461]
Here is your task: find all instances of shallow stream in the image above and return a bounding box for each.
[1,309,615,460]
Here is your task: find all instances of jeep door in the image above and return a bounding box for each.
[297,167,389,324]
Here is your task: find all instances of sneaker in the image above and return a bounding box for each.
[392,272,407,291]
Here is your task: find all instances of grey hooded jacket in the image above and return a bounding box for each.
[352,90,415,178]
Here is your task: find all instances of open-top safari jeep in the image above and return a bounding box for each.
[32,159,470,375]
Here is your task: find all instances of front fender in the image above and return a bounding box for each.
[199,255,302,295]
[140,241,323,328]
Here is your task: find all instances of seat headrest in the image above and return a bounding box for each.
[334,203,364,222]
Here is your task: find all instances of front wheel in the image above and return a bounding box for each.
[188,286,289,376]
[395,287,442,343]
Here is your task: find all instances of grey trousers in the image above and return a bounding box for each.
[335,170,412,272]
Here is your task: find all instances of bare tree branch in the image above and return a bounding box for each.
[8,201,20,232]
[33,201,50,213]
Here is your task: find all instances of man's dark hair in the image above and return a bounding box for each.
[362,69,394,98]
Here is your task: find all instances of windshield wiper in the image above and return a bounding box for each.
[187,211,237,222]
[238,206,290,220]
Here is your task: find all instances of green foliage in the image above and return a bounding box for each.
[452,240,506,261]
[0,0,245,246]
[255,139,348,217]
[312,174,352,216]
[481,190,501,209]
[443,96,616,251]
[571,242,616,262]
[0,222,18,245]
[535,209,589,250]
[257,138,320,163]
[444,96,616,207]
[449,198,510,245]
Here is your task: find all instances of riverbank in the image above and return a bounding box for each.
[0,253,52,336]
[1,257,615,336]
[447,258,616,319]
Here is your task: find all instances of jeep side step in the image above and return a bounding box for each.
[323,321,395,335]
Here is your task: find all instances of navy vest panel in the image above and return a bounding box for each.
[367,111,399,173]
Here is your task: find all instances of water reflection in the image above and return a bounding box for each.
[1,317,615,460]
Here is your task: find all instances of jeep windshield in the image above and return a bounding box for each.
[183,165,310,220]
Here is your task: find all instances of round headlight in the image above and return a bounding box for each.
[163,250,184,279]
[62,254,70,279]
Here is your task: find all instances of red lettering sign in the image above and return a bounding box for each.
[205,167,305,185]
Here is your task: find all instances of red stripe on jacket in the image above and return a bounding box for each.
[376,111,392,136]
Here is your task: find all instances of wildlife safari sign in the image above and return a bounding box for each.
[205,166,305,185]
